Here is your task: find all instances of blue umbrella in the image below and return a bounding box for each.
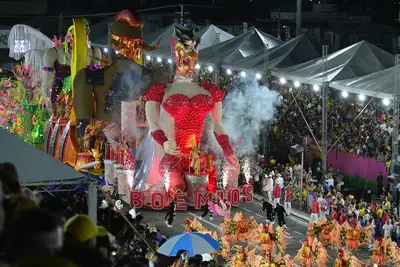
[157,232,220,256]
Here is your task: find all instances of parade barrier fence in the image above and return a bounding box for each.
[328,148,389,192]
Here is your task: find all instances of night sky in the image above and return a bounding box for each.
[45,0,398,26]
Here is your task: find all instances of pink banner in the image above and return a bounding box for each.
[328,149,388,181]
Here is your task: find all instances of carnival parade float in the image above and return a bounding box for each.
[2,9,240,207]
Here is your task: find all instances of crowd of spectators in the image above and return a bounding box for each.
[0,162,220,267]
[266,78,393,164]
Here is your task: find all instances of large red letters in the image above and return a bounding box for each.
[130,191,144,208]
[130,186,253,209]
[194,192,213,209]
[242,184,253,202]
[175,192,187,210]
[151,192,164,210]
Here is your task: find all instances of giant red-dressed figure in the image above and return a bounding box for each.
[142,27,237,197]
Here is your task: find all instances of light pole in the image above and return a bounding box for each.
[296,0,302,36]
[291,144,304,209]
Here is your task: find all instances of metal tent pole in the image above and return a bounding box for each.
[321,45,329,175]
[296,0,302,36]
[87,181,98,223]
[263,44,270,155]
[214,32,221,87]
[300,148,304,209]
[392,54,400,174]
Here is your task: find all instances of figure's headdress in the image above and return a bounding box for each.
[169,27,201,73]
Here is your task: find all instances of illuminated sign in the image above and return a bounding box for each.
[130,184,254,210]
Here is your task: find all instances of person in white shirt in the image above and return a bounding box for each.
[317,194,327,220]
[266,175,274,202]
[383,219,393,238]
[275,173,284,189]
[325,173,334,188]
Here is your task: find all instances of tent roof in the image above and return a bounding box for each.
[330,65,400,100]
[198,28,283,66]
[0,129,84,184]
[222,34,321,71]
[145,22,188,47]
[272,40,394,85]
[145,24,234,58]
[195,25,234,51]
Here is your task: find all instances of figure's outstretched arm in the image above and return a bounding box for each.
[145,101,165,142]
[210,102,235,163]
[145,101,179,155]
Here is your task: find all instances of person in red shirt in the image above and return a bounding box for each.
[339,212,346,225]
[273,184,281,208]
[382,210,389,225]
[284,187,294,215]
[311,197,319,223]
[331,209,339,221]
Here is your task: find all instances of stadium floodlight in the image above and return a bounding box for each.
[103,47,108,53]
[226,69,232,75]
[341,91,348,98]
[207,66,213,72]
[383,98,390,106]
[195,64,201,69]
[358,94,365,101]
[313,85,319,91]
[156,57,162,63]
[255,73,262,80]
[294,81,300,88]
[146,55,151,60]
[279,77,286,84]
[167,59,172,64]
[240,71,246,77]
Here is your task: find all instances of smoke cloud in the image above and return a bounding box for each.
[222,75,280,156]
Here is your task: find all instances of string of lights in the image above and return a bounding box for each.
[124,51,392,106]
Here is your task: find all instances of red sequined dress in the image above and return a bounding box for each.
[142,81,224,194]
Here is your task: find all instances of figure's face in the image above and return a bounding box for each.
[170,36,198,79]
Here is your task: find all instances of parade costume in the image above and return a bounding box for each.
[143,27,236,197]
[254,223,289,257]
[307,218,341,248]
[369,237,400,266]
[183,218,206,233]
[229,245,257,267]
[208,198,231,217]
[294,237,328,267]
[333,248,362,267]
[253,253,294,267]
[340,221,372,252]
[220,212,258,243]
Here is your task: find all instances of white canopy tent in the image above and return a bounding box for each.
[145,22,188,48]
[8,24,53,82]
[330,65,400,100]
[222,33,321,72]
[272,40,394,86]
[144,23,234,59]
[194,24,234,51]
[0,128,84,185]
[198,28,282,66]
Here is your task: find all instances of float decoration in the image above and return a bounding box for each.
[110,10,160,64]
